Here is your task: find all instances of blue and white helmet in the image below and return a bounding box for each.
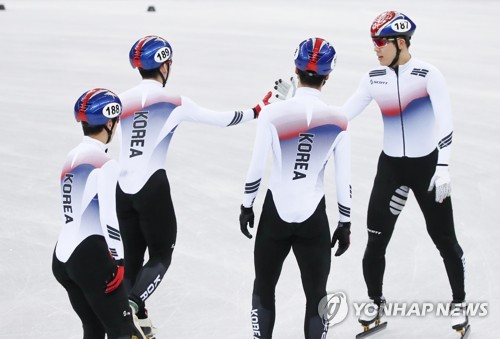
[294,37,336,76]
[371,11,416,38]
[129,35,173,70]
[74,88,122,126]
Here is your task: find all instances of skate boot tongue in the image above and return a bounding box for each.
[129,299,140,314]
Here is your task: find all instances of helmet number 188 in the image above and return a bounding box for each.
[103,103,122,118]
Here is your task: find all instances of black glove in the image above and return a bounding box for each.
[239,204,255,239]
[331,221,351,256]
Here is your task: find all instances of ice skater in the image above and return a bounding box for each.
[239,37,352,339]
[341,11,468,338]
[116,35,273,337]
[52,88,146,339]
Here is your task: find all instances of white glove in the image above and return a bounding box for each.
[274,76,297,100]
[427,166,451,203]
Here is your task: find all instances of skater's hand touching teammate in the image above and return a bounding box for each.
[252,77,298,118]
[252,92,272,118]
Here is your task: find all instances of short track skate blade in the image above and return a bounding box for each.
[457,324,471,339]
[355,321,388,339]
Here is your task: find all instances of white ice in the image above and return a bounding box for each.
[0,0,498,338]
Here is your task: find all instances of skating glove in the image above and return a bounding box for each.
[274,76,297,100]
[331,222,351,256]
[239,204,255,239]
[252,91,273,118]
[427,165,451,203]
[105,259,124,294]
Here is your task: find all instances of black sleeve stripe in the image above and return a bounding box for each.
[227,111,243,126]
[339,210,350,218]
[109,248,118,258]
[245,178,261,187]
[245,178,261,194]
[107,225,121,241]
[438,132,453,149]
[338,203,351,218]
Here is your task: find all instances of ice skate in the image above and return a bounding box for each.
[356,298,387,339]
[129,300,151,339]
[450,302,471,339]
[130,308,147,339]
[138,315,158,338]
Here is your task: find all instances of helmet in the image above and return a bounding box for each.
[371,11,416,38]
[74,88,122,125]
[294,37,336,76]
[129,35,173,70]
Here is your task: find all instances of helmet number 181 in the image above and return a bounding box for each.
[391,20,411,32]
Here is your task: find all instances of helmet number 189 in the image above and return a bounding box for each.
[154,47,171,63]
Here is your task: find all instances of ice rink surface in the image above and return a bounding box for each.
[0,0,498,338]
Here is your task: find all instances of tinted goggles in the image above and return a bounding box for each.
[372,37,396,48]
